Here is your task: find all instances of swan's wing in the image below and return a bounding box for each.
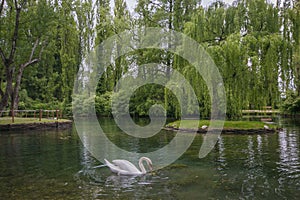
[104,159,128,174]
[112,159,140,173]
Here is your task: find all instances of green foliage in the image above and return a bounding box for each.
[281,91,300,114]
[95,92,112,116]
[72,94,95,117]
[1,0,299,120]
[18,89,34,110]
[130,84,165,117]
[0,0,88,114]
[111,90,130,117]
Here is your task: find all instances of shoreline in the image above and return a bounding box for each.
[0,120,73,131]
[164,126,278,134]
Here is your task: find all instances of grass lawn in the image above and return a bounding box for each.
[0,117,71,125]
[167,120,277,130]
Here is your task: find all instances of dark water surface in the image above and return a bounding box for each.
[0,118,299,199]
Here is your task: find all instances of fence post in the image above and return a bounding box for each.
[39,109,42,121]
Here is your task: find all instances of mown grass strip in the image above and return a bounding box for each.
[0,117,71,125]
[167,120,277,130]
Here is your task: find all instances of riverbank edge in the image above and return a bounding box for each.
[0,120,73,131]
[164,126,279,134]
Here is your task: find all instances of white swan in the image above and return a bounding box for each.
[201,125,208,129]
[104,157,153,176]
[264,125,270,130]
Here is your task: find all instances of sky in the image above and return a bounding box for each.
[122,0,278,12]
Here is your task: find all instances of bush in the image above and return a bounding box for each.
[281,91,300,114]
[72,94,94,116]
[18,89,34,109]
[95,92,112,116]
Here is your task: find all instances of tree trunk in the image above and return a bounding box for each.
[8,65,28,114]
[0,67,14,114]
[11,87,20,112]
[11,67,24,111]
[0,92,9,114]
[297,65,300,96]
[166,0,173,79]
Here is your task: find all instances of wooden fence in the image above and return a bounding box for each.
[242,106,280,115]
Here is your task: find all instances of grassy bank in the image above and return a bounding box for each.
[167,120,277,130]
[0,117,71,125]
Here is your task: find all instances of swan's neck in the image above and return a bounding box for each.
[139,158,147,174]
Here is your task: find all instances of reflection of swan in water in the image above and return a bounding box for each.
[105,174,140,189]
[104,157,153,175]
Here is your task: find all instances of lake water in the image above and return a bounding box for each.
[0,118,299,199]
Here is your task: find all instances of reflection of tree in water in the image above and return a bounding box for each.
[212,134,278,199]
[240,135,271,199]
[216,136,227,173]
[277,128,300,198]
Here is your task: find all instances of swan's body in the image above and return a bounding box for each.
[264,125,270,130]
[104,157,153,176]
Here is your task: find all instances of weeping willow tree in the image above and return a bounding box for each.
[280,0,300,113]
[92,0,299,119]
[294,0,300,96]
[167,0,298,119]
[70,0,300,118]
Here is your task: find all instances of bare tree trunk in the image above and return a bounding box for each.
[166,0,173,79]
[11,67,24,111]
[0,67,14,114]
[0,93,10,115]
[297,65,300,96]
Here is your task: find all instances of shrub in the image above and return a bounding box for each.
[281,91,300,114]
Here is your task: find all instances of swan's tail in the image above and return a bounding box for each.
[104,159,110,165]
[92,164,106,169]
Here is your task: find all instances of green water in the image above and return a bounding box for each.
[0,118,299,199]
